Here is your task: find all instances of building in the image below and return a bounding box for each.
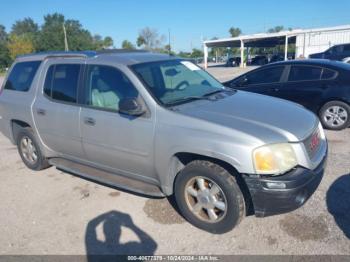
[203,24,350,68]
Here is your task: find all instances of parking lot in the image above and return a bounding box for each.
[0,70,349,256]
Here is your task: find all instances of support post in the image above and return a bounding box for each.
[203,44,208,69]
[240,40,244,68]
[284,35,289,61]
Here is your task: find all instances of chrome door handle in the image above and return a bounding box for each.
[84,117,96,126]
[37,109,46,116]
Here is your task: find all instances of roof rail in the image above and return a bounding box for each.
[17,51,97,59]
[17,49,150,60]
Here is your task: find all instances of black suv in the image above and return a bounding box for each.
[309,43,350,61]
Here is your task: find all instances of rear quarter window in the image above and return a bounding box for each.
[288,66,322,81]
[321,68,337,80]
[4,61,41,92]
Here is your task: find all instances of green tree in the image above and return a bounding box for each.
[0,25,10,69]
[103,36,113,49]
[64,19,94,50]
[37,13,65,51]
[190,48,204,58]
[229,27,242,37]
[122,40,135,49]
[267,26,284,33]
[11,18,38,36]
[7,34,34,60]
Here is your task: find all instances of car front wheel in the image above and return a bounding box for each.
[174,160,245,234]
[319,101,350,130]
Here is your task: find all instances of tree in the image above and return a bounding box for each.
[64,19,94,50]
[0,25,7,43]
[190,48,203,58]
[11,18,38,36]
[37,13,66,51]
[103,36,113,49]
[7,34,34,60]
[229,27,242,37]
[136,27,165,50]
[122,40,135,49]
[267,26,284,33]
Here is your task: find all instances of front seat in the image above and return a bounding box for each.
[91,78,121,110]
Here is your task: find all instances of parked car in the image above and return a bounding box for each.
[250,55,268,65]
[0,51,327,234]
[223,59,350,130]
[269,54,285,63]
[225,57,241,67]
[309,43,350,61]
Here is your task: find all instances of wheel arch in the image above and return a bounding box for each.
[165,152,254,216]
[10,119,32,143]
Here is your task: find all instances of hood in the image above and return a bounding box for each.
[176,91,318,143]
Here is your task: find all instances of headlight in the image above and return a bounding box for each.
[253,143,298,175]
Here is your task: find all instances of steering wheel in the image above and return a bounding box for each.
[174,81,190,91]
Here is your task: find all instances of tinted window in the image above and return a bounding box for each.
[43,65,54,97]
[288,66,322,81]
[84,65,138,111]
[343,44,350,52]
[4,61,41,92]
[50,64,80,103]
[245,66,284,85]
[321,68,337,80]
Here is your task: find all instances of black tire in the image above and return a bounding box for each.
[16,127,50,171]
[174,160,245,234]
[319,101,350,130]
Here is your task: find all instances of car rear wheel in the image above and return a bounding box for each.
[174,160,245,234]
[319,101,350,130]
[17,128,50,170]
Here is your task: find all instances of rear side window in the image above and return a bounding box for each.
[321,68,337,80]
[4,61,41,92]
[288,66,322,81]
[245,66,284,85]
[43,64,81,103]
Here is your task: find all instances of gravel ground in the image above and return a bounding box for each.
[0,70,349,256]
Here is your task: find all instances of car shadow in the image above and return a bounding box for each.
[85,210,157,261]
[326,173,350,239]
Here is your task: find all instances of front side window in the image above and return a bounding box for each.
[84,65,138,111]
[244,66,284,85]
[288,66,322,82]
[132,60,224,105]
[44,64,81,103]
[4,61,41,92]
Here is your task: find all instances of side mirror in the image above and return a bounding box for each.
[236,77,248,87]
[118,97,146,116]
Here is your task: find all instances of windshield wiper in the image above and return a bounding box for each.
[165,96,212,106]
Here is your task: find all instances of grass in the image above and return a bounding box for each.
[0,72,6,77]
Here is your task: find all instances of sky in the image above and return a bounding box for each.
[1,0,350,52]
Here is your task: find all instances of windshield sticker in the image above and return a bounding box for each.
[181,61,201,71]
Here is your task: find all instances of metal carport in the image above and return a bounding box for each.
[203,31,298,68]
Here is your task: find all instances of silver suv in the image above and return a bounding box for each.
[0,50,328,233]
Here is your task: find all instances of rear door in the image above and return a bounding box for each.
[32,59,85,159]
[230,65,287,99]
[281,65,326,112]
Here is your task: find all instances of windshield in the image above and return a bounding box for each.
[131,59,225,106]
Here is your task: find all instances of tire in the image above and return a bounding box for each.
[174,160,245,234]
[319,101,350,130]
[16,127,50,170]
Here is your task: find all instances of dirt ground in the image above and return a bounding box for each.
[0,70,349,256]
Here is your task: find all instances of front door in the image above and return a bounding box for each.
[79,64,156,183]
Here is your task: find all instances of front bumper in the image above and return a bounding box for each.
[244,153,327,217]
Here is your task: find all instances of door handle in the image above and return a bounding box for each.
[37,109,46,116]
[84,117,96,126]
[272,87,280,92]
